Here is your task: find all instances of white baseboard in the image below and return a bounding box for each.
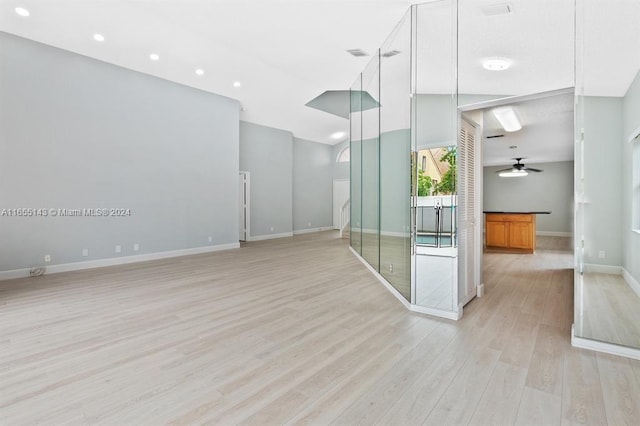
[537,231,572,237]
[349,246,460,321]
[572,324,640,361]
[0,242,240,281]
[247,232,293,242]
[583,264,622,275]
[409,303,462,320]
[293,226,333,235]
[623,268,640,298]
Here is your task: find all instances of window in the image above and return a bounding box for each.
[633,134,640,232]
[337,146,350,163]
[421,155,427,171]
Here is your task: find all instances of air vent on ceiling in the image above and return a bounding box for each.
[381,50,401,58]
[486,134,505,139]
[347,49,369,57]
[481,3,512,16]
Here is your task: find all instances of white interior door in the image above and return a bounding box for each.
[239,172,250,241]
[333,179,350,229]
[458,118,480,306]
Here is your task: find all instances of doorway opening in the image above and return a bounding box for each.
[457,88,576,308]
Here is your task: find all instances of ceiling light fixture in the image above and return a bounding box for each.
[93,34,105,42]
[331,131,347,140]
[195,69,204,76]
[15,7,30,17]
[233,81,242,88]
[149,53,160,61]
[492,106,522,132]
[483,57,511,71]
[499,169,528,178]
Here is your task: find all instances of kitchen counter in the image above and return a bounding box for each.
[484,212,547,253]
[483,211,551,214]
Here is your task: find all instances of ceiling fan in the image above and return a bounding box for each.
[496,158,543,177]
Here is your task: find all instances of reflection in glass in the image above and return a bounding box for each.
[350,76,362,255]
[379,10,412,300]
[360,53,380,271]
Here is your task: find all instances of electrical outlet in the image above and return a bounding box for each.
[82,248,89,257]
[598,250,605,259]
[208,236,212,243]
[270,226,274,232]
[308,222,311,227]
[44,254,51,263]
[115,245,121,253]
[389,264,393,273]
[133,243,139,251]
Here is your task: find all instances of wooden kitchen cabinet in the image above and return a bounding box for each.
[485,213,536,253]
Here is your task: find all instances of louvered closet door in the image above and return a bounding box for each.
[458,119,477,306]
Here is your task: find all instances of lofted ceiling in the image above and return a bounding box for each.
[0,0,638,146]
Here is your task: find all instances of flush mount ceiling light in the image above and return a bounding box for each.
[15,7,30,17]
[195,69,204,76]
[492,106,522,132]
[233,81,242,88]
[499,169,528,177]
[149,53,160,61]
[331,131,347,140]
[483,57,511,71]
[93,34,105,42]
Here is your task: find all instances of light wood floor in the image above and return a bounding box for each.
[577,272,640,348]
[2,231,640,425]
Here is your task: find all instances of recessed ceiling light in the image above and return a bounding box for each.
[233,81,242,88]
[195,69,204,76]
[93,34,105,42]
[15,7,30,17]
[149,53,160,61]
[331,131,347,140]
[483,57,511,71]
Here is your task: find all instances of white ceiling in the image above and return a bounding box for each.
[474,92,575,167]
[0,0,638,145]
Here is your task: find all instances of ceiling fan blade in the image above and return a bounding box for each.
[495,167,514,173]
[524,167,543,172]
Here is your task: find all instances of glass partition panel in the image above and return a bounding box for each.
[360,53,381,270]
[350,76,363,255]
[413,0,458,312]
[573,0,640,351]
[379,9,412,300]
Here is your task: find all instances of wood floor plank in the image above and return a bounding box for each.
[515,386,562,426]
[525,324,567,396]
[469,361,528,426]
[596,353,640,425]
[561,348,608,426]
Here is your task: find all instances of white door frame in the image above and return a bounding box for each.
[239,171,250,242]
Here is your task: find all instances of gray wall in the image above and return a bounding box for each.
[623,70,640,282]
[239,121,293,238]
[0,32,240,272]
[293,137,333,231]
[582,96,624,267]
[483,161,574,234]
